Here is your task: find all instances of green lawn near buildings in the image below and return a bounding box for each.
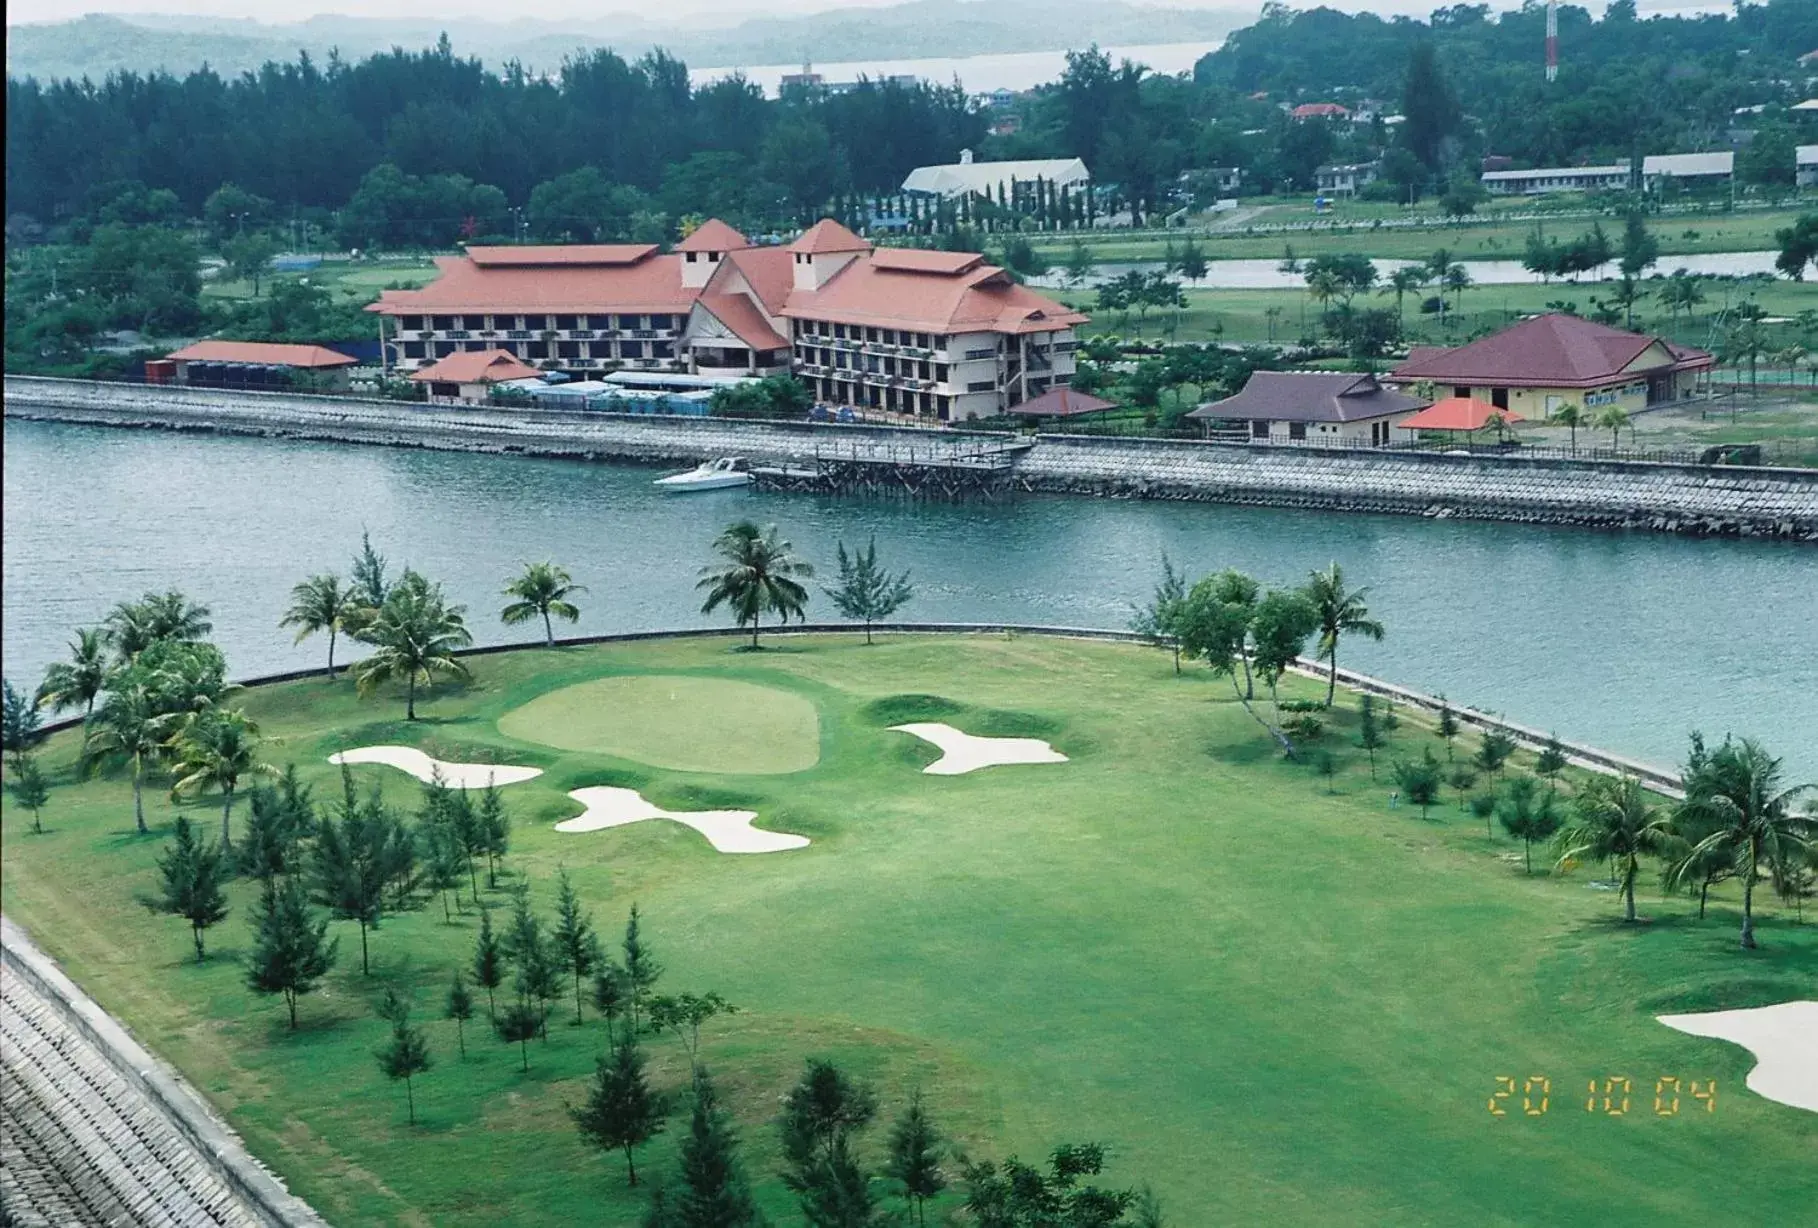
[1028,203,1816,264]
[200,257,440,306]
[4,635,1813,1227]
[1060,279,1818,350]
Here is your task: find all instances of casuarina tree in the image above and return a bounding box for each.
[1130,553,1188,674]
[552,868,602,1024]
[824,537,913,644]
[145,815,231,960]
[667,1070,764,1227]
[7,754,51,835]
[446,970,475,1058]
[572,1033,667,1186]
[885,1088,947,1228]
[375,993,433,1125]
[245,876,338,1028]
[1498,775,1563,875]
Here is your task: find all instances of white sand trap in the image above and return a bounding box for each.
[1656,1000,1818,1114]
[554,786,809,854]
[328,746,542,789]
[890,723,1068,775]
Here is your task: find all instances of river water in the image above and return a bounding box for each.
[689,41,1223,96]
[3,418,1814,778]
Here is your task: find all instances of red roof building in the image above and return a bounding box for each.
[1387,313,1713,417]
[369,216,1089,423]
[164,340,358,389]
[408,349,541,400]
[1291,102,1350,121]
[1396,397,1523,433]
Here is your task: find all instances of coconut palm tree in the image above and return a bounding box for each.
[1382,265,1426,326]
[1550,402,1584,453]
[697,521,814,649]
[38,627,109,719]
[352,572,474,720]
[105,591,212,662]
[1669,738,1813,950]
[501,561,587,647]
[281,573,356,679]
[81,682,172,835]
[170,709,277,848]
[1592,403,1629,451]
[1555,776,1677,923]
[1303,563,1385,708]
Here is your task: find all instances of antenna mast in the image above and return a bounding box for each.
[1546,1,1559,83]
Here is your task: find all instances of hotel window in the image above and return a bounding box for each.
[935,364,949,382]
[555,315,579,331]
[866,327,880,342]
[622,341,645,360]
[865,355,880,374]
[401,315,424,331]
[432,315,457,330]
[653,341,673,358]
[651,314,673,330]
[401,341,425,359]
[527,341,548,359]
[1288,422,1307,441]
[435,341,457,357]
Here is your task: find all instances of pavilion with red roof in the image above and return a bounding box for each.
[1396,396,1524,435]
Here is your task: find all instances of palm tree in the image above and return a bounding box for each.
[1669,738,1813,950]
[1551,402,1584,453]
[501,561,587,647]
[697,521,814,649]
[352,573,474,719]
[170,709,277,848]
[1592,403,1629,451]
[1303,563,1385,708]
[1443,263,1473,317]
[1382,266,1425,326]
[82,683,172,835]
[105,591,212,662]
[281,573,355,679]
[38,627,109,719]
[1555,776,1677,923]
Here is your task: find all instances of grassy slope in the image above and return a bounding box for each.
[3,635,1813,1227]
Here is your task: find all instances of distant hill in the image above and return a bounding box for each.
[5,3,1251,83]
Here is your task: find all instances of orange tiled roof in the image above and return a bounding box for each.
[698,292,791,352]
[368,252,694,316]
[408,349,541,384]
[674,219,750,252]
[1397,397,1524,432]
[714,246,795,315]
[166,340,356,368]
[783,257,1086,335]
[788,219,870,254]
[466,244,657,266]
[868,249,986,275]
[1389,313,1711,390]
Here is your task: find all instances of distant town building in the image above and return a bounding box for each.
[1480,164,1630,195]
[1798,145,1818,188]
[162,340,357,390]
[901,149,1091,200]
[1387,314,1713,416]
[1315,161,1380,197]
[1290,102,1349,121]
[369,217,1086,422]
[1641,151,1733,190]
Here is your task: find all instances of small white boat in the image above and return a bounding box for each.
[654,457,753,491]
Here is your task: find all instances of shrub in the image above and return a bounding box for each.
[1283,714,1325,740]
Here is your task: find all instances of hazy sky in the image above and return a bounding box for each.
[8,1,1716,27]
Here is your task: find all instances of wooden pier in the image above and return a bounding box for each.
[751,438,1033,499]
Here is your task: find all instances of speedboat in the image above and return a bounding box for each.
[653,457,753,491]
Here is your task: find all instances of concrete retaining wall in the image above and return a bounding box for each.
[7,376,1814,537]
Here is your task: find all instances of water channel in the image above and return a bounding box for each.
[4,418,1814,777]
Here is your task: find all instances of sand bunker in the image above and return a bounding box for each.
[328,746,543,789]
[1656,1000,1818,1114]
[890,723,1068,775]
[554,786,809,854]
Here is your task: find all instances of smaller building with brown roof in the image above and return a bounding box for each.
[1188,371,1427,447]
[1387,313,1712,418]
[164,340,358,390]
[408,349,541,401]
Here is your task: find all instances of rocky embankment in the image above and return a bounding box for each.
[7,377,1815,539]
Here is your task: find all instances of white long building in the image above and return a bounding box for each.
[901,149,1091,200]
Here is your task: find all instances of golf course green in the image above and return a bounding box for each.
[2,633,1812,1227]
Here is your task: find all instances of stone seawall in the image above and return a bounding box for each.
[7,376,1815,538]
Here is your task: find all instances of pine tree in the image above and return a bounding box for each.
[1435,698,1460,760]
[1356,694,1385,781]
[478,781,511,888]
[472,909,504,1023]
[496,1001,540,1071]
[375,995,433,1125]
[781,1059,878,1171]
[246,877,337,1029]
[312,774,391,975]
[795,1134,884,1228]
[1536,735,1569,791]
[824,537,914,645]
[552,868,601,1025]
[594,964,628,1042]
[572,1034,667,1186]
[885,1089,946,1228]
[446,970,474,1059]
[672,1071,763,1228]
[622,903,662,1033]
[7,753,51,835]
[147,815,231,961]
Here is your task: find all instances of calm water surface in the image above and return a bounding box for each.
[4,419,1814,777]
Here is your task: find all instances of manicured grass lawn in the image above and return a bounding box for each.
[1028,203,1815,263]
[497,673,822,774]
[3,635,1813,1226]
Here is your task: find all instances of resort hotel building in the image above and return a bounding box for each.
[367,217,1084,421]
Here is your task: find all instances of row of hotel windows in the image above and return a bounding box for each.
[395,340,674,361]
[793,322,950,349]
[392,314,677,333]
[797,346,949,382]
